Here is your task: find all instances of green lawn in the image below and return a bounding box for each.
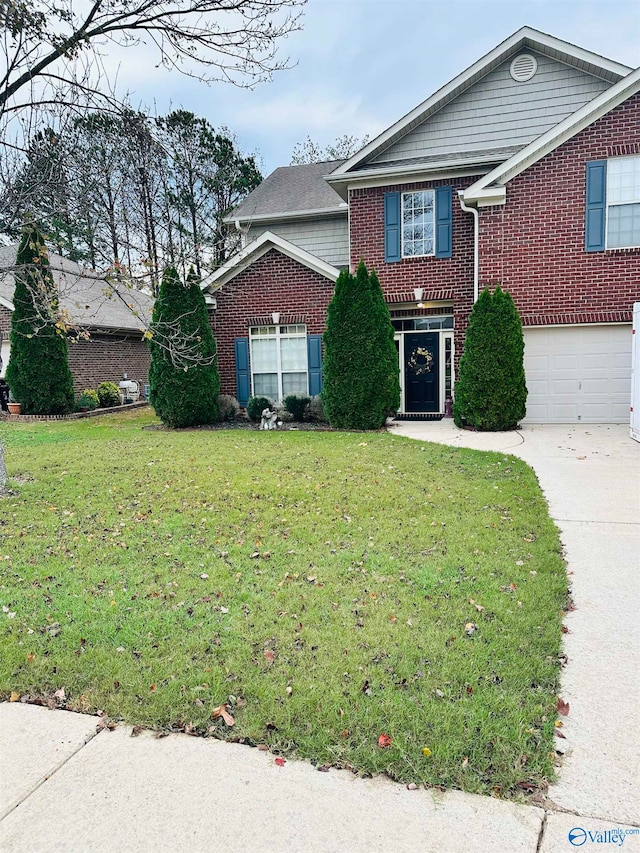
[0,409,567,795]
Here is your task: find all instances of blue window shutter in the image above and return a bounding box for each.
[384,192,401,262]
[234,337,250,406]
[435,186,452,258]
[585,160,607,252]
[307,334,323,396]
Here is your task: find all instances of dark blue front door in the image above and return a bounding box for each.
[405,333,439,412]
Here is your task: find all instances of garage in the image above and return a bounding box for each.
[523,324,632,423]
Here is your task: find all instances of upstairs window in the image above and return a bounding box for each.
[402,191,434,257]
[607,156,640,249]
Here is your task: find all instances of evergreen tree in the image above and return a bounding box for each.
[453,286,527,431]
[322,260,400,429]
[5,225,74,414]
[148,265,220,428]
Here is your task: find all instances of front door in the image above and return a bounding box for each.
[404,332,439,412]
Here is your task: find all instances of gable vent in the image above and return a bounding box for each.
[510,54,537,82]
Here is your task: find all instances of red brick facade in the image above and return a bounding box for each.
[349,175,476,365]
[67,334,150,395]
[210,249,336,397]
[1,306,150,396]
[478,93,640,326]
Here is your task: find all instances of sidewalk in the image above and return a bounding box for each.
[1,421,638,852]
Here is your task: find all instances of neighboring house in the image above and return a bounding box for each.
[204,26,640,423]
[0,246,153,396]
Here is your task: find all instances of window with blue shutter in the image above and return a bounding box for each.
[585,160,606,252]
[234,337,250,406]
[384,192,401,262]
[435,186,452,258]
[307,335,323,396]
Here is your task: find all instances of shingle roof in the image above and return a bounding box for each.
[0,244,153,332]
[229,160,347,222]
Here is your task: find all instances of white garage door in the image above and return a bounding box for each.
[523,325,632,423]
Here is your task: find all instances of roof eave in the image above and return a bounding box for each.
[224,204,348,227]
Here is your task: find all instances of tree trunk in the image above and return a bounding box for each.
[0,440,7,491]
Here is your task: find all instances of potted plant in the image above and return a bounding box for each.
[7,390,20,415]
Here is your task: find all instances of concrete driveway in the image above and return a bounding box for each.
[389,419,640,826]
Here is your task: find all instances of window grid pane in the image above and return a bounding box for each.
[401,191,434,258]
[607,202,640,248]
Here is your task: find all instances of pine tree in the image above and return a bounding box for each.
[5,225,74,414]
[322,260,400,429]
[453,286,527,431]
[148,265,220,428]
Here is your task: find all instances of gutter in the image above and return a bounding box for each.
[458,191,479,304]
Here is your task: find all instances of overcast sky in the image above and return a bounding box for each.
[111,0,639,176]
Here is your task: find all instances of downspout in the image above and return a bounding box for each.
[458,191,479,304]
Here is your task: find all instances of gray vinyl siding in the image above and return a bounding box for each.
[247,216,348,268]
[372,51,611,164]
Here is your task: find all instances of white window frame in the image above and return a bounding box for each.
[249,324,308,402]
[605,155,640,250]
[401,190,435,259]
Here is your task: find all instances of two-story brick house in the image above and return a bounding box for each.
[204,27,640,423]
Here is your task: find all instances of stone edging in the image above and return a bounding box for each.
[1,402,149,422]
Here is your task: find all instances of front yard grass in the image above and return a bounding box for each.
[0,410,567,795]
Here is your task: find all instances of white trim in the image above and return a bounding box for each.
[328,27,631,181]
[605,154,640,250]
[202,231,341,291]
[249,323,308,403]
[464,66,640,205]
[401,189,435,259]
[224,205,347,226]
[0,295,14,311]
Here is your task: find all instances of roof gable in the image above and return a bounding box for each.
[464,66,640,205]
[202,231,340,289]
[369,50,612,167]
[328,27,632,183]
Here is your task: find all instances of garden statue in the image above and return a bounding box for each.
[260,407,281,430]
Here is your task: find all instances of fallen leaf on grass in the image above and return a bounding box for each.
[26,653,35,662]
[274,757,286,766]
[54,688,65,701]
[554,728,566,739]
[378,733,392,748]
[464,622,478,635]
[263,649,276,664]
[557,698,570,716]
[422,747,432,757]
[462,757,469,769]
[211,704,235,726]
[9,691,20,702]
[131,725,144,737]
[317,764,330,773]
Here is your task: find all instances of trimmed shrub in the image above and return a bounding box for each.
[307,394,328,423]
[5,225,74,415]
[284,393,310,422]
[217,394,240,422]
[97,381,121,408]
[322,261,400,429]
[247,395,273,422]
[78,389,99,410]
[453,286,527,431]
[148,266,220,428]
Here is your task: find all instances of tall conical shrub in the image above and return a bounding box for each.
[453,286,527,431]
[5,225,74,414]
[322,260,400,429]
[148,266,220,427]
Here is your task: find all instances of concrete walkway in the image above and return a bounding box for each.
[1,422,638,852]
